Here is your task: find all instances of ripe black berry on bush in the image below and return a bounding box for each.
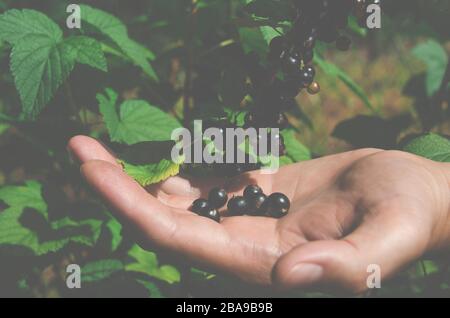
[305,66,316,78]
[282,52,302,75]
[191,198,209,215]
[208,187,228,209]
[303,30,317,50]
[274,112,289,129]
[269,36,288,63]
[307,81,321,95]
[253,0,363,112]
[265,193,290,218]
[298,67,315,88]
[201,208,221,223]
[194,0,368,183]
[227,196,249,216]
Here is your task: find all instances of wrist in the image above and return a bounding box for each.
[429,161,450,250]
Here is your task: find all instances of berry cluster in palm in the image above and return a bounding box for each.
[191,185,291,222]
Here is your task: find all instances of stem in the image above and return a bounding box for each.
[199,39,235,59]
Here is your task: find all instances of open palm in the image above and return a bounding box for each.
[69,136,450,293]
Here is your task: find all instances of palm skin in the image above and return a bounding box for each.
[68,136,450,293]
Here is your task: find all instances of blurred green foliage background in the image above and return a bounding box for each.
[0,0,449,297]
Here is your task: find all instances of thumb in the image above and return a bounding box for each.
[273,209,430,293]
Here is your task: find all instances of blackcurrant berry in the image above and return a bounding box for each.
[227,196,249,216]
[243,184,262,200]
[303,29,317,50]
[201,208,221,223]
[274,112,289,129]
[247,193,267,216]
[266,193,290,218]
[269,36,288,63]
[282,52,301,74]
[208,187,228,209]
[307,81,321,95]
[298,68,315,88]
[191,198,209,215]
[305,65,316,77]
[336,35,351,51]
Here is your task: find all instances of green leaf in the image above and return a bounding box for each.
[333,115,410,149]
[0,123,10,136]
[105,218,122,252]
[314,54,376,113]
[0,9,107,118]
[260,26,280,44]
[121,159,180,187]
[414,260,439,278]
[11,36,75,118]
[244,0,293,22]
[239,24,281,61]
[0,9,68,118]
[0,9,62,45]
[79,5,158,81]
[125,245,181,284]
[239,27,269,59]
[412,40,448,97]
[281,130,311,162]
[81,259,124,283]
[97,89,182,144]
[0,180,46,213]
[63,36,107,72]
[97,88,120,137]
[117,141,183,186]
[279,156,294,166]
[0,181,102,255]
[403,133,450,162]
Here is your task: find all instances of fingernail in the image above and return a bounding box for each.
[288,263,323,286]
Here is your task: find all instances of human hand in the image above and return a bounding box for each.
[68,135,450,293]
